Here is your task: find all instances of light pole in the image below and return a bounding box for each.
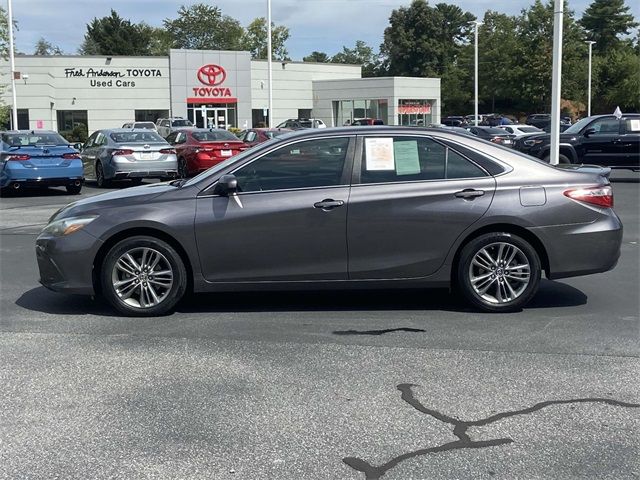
[471,21,481,126]
[549,0,564,165]
[585,41,596,117]
[267,0,273,128]
[7,0,18,130]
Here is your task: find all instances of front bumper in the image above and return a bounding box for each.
[531,212,623,280]
[36,229,102,295]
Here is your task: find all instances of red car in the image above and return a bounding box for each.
[239,128,292,147]
[166,129,248,177]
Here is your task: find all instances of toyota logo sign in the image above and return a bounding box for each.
[197,64,226,86]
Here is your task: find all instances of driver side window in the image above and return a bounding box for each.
[232,137,351,193]
[589,118,620,135]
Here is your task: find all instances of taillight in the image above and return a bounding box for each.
[490,137,503,143]
[62,153,81,159]
[6,154,31,161]
[112,149,134,156]
[564,185,613,208]
[159,148,176,154]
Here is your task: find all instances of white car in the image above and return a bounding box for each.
[497,124,544,137]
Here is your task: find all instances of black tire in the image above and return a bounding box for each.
[66,184,82,195]
[95,162,110,188]
[457,232,541,313]
[178,157,189,178]
[542,153,571,164]
[101,236,187,316]
[130,178,143,186]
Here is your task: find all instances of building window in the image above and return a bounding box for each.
[57,110,88,133]
[135,110,169,123]
[333,99,388,126]
[187,103,237,129]
[252,109,269,128]
[397,99,433,126]
[3,109,30,130]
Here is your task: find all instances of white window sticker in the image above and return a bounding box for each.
[365,138,395,170]
[394,140,421,175]
[628,119,640,132]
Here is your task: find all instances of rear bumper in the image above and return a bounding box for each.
[105,157,178,180]
[2,177,84,188]
[1,161,84,187]
[530,212,623,280]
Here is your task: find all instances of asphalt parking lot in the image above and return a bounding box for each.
[1,173,639,479]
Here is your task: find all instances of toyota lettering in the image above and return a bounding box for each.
[190,64,234,101]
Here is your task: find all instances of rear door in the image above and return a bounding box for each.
[618,116,640,168]
[347,134,496,279]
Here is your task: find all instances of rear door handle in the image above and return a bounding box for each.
[314,199,345,210]
[454,189,485,199]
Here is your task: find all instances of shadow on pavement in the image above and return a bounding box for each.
[16,280,586,317]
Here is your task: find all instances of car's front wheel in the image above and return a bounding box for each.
[457,233,541,312]
[101,236,187,316]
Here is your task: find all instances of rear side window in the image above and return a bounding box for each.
[360,137,487,184]
[589,117,620,134]
[623,118,640,133]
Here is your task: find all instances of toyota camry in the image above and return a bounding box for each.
[36,127,622,316]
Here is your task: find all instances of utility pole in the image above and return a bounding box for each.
[267,0,273,128]
[8,0,18,130]
[549,0,564,165]
[472,21,481,126]
[585,41,596,117]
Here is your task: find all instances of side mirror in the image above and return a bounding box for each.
[214,174,238,196]
[583,128,596,137]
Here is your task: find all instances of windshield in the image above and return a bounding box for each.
[563,117,593,134]
[192,130,238,142]
[110,131,166,143]
[2,132,68,146]
[483,128,507,134]
[171,119,193,127]
[265,130,289,139]
[135,122,156,129]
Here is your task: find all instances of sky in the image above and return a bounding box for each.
[10,0,640,59]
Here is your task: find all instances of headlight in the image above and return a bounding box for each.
[41,215,99,237]
[523,138,544,147]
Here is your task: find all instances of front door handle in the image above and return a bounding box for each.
[314,199,345,210]
[454,189,485,199]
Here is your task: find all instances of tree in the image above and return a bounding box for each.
[593,48,640,112]
[163,4,244,51]
[0,6,14,127]
[139,24,174,56]
[380,0,475,78]
[331,40,379,77]
[241,17,290,60]
[580,0,639,53]
[80,10,151,55]
[34,37,63,55]
[303,51,330,63]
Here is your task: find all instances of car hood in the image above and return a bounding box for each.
[51,182,179,221]
[517,132,579,142]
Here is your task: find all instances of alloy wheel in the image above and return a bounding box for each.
[468,241,531,304]
[111,247,174,309]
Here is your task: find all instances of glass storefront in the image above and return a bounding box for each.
[397,99,433,126]
[332,99,389,126]
[187,103,237,129]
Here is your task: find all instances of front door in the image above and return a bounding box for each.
[348,135,496,279]
[194,136,355,282]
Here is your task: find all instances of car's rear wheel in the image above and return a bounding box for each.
[129,178,143,186]
[96,162,109,188]
[66,184,82,195]
[457,233,541,312]
[101,236,187,316]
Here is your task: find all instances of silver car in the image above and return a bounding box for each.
[80,129,178,187]
[37,127,622,316]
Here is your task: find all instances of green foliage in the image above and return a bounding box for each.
[580,0,639,53]
[60,124,88,143]
[303,51,330,63]
[0,6,12,126]
[330,40,379,76]
[593,48,640,112]
[80,10,151,55]
[242,17,290,60]
[139,24,174,56]
[34,37,63,55]
[164,4,244,51]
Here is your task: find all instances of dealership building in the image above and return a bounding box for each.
[1,49,441,134]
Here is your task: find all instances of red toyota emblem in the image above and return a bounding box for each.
[197,64,226,86]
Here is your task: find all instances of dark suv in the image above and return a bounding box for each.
[514,114,640,170]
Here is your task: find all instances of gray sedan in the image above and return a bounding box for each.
[80,129,178,187]
[36,127,622,316]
